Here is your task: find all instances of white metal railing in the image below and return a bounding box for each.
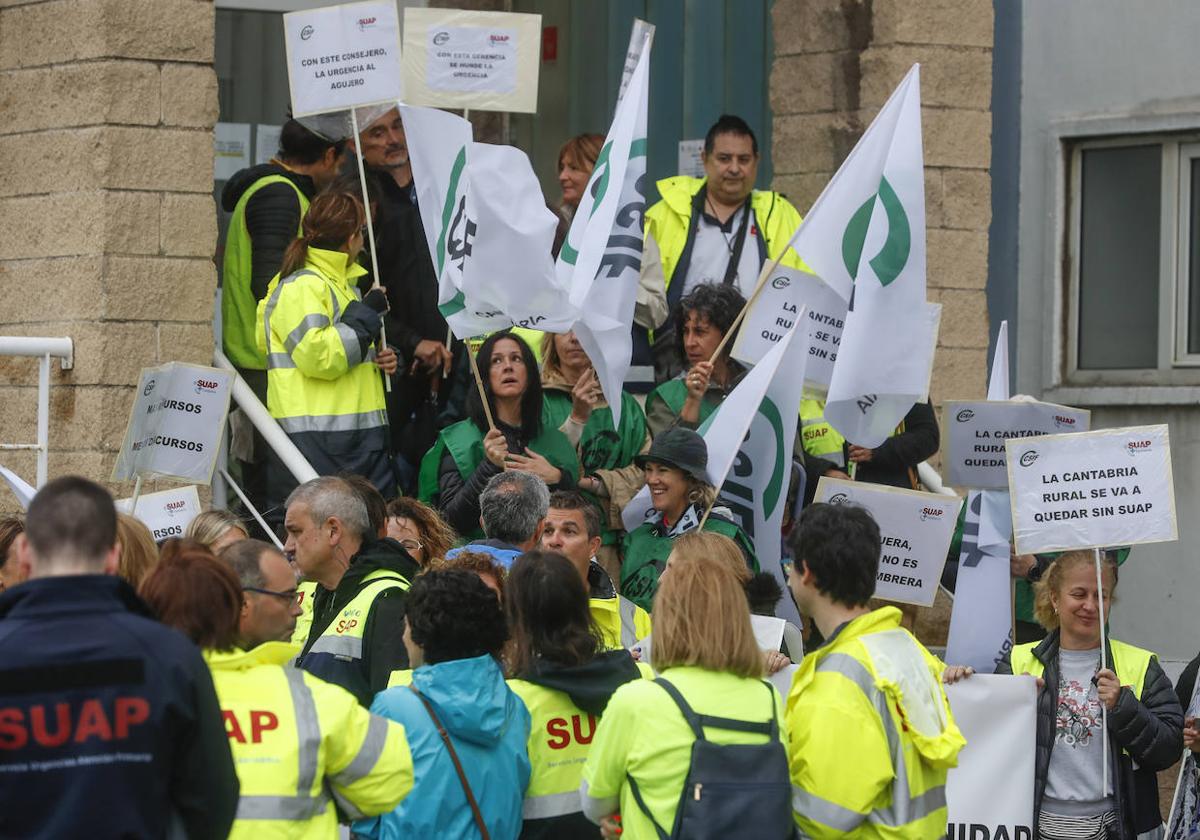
[0,336,74,487]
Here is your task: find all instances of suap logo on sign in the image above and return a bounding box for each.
[919,506,944,521]
[489,33,510,44]
[1054,415,1077,429]
[300,24,314,40]
[1126,439,1152,456]
[193,378,220,396]
[357,16,376,31]
[956,409,975,423]
[829,493,851,505]
[1019,450,1039,467]
[433,31,450,45]
[165,500,187,517]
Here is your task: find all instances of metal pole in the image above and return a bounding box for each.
[220,468,284,551]
[350,107,391,394]
[35,354,50,487]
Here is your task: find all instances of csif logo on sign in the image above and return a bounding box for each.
[1019,450,1039,467]
[955,409,975,423]
[828,492,851,506]
[300,24,314,40]
[919,506,944,522]
[1126,439,1152,456]
[432,31,450,45]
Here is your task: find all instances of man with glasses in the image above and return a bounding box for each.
[219,539,304,648]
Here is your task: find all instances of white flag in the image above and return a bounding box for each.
[946,321,1016,673]
[789,64,931,447]
[0,465,36,509]
[557,24,652,428]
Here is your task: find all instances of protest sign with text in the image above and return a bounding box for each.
[1006,424,1177,554]
[283,1,403,117]
[945,675,1036,840]
[945,400,1091,489]
[814,477,961,606]
[730,264,848,389]
[402,8,541,113]
[112,363,232,485]
[116,486,202,543]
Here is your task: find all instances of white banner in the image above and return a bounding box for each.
[813,477,961,607]
[115,485,202,543]
[945,675,1037,840]
[402,8,541,114]
[1007,424,1177,554]
[730,264,848,389]
[559,22,652,429]
[283,1,404,118]
[112,363,232,485]
[945,400,1091,490]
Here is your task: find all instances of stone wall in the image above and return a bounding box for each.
[0,0,218,509]
[770,0,994,424]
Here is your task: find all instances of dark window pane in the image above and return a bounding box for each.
[1188,159,1200,354]
[1077,145,1160,369]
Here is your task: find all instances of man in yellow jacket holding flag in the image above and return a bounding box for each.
[784,502,964,838]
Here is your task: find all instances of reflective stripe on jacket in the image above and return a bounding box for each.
[205,642,413,838]
[255,248,387,444]
[223,174,310,370]
[589,595,652,651]
[786,607,965,839]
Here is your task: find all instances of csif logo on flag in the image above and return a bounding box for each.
[840,177,911,288]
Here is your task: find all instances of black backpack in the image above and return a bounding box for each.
[627,677,796,840]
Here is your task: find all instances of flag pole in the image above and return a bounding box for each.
[349,107,392,394]
[1095,546,1109,798]
[466,342,496,432]
[707,249,788,365]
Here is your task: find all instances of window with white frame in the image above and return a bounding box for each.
[1066,135,1200,385]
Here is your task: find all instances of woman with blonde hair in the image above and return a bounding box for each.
[116,513,160,589]
[946,550,1181,840]
[581,541,791,839]
[184,509,248,554]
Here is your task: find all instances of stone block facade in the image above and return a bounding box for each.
[770,0,994,420]
[0,0,218,510]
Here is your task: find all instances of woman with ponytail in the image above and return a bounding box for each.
[256,190,399,510]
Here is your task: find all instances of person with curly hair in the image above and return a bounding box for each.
[643,283,747,438]
[385,496,456,566]
[356,569,531,840]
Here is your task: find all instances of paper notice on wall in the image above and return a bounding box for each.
[677,139,705,178]
[215,122,251,180]
[112,363,233,485]
[1006,424,1177,554]
[403,7,541,113]
[283,0,403,117]
[255,124,283,165]
[116,485,202,543]
[813,477,962,607]
[944,400,1091,490]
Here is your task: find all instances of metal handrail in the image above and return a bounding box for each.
[212,349,318,485]
[0,336,74,487]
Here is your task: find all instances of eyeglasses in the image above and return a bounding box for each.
[245,587,301,606]
[398,539,423,554]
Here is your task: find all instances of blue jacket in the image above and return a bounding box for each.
[354,654,532,840]
[0,575,239,840]
[446,538,524,569]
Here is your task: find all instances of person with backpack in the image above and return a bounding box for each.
[785,503,965,839]
[580,533,793,840]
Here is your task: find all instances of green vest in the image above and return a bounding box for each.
[541,391,647,546]
[620,515,757,612]
[417,419,581,541]
[222,174,309,370]
[645,379,721,431]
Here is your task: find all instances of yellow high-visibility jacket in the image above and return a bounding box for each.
[786,607,965,839]
[205,642,413,838]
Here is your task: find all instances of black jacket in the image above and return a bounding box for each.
[997,631,1183,838]
[297,538,422,706]
[516,651,643,840]
[0,576,239,839]
[221,163,316,305]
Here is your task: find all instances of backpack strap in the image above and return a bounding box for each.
[655,677,776,738]
[410,685,491,840]
[625,772,671,840]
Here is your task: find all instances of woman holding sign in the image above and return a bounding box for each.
[946,551,1182,840]
[621,428,757,612]
[418,332,581,541]
[541,330,650,585]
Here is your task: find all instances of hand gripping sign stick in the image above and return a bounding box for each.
[466,342,496,432]
[349,107,392,394]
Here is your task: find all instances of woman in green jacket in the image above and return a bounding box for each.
[419,331,580,541]
[621,427,757,612]
[541,330,649,584]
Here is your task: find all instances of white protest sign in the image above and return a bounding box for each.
[283,0,403,117]
[214,122,251,181]
[112,363,233,485]
[945,400,1091,490]
[731,264,849,387]
[0,465,36,509]
[115,485,202,543]
[403,8,541,114]
[945,675,1036,840]
[814,477,962,607]
[1006,424,1177,554]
